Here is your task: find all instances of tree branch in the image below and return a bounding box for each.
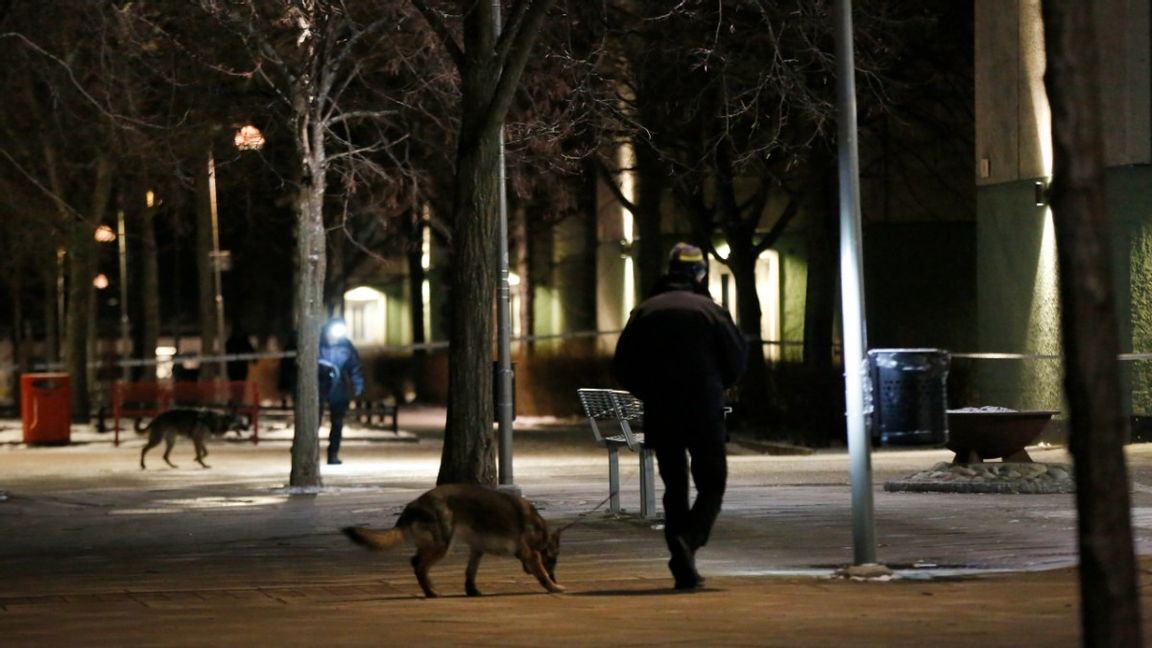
[410,0,465,71]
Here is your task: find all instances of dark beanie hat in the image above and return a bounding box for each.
[668,242,707,282]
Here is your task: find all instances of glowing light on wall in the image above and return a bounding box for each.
[507,272,522,337]
[421,209,431,270]
[618,143,636,243]
[155,345,176,380]
[343,286,386,344]
[420,211,432,341]
[1025,207,1063,408]
[758,251,782,360]
[618,141,637,316]
[706,249,782,359]
[1021,0,1052,177]
[422,280,431,341]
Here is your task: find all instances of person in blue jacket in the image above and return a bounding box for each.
[318,317,364,465]
[613,242,748,590]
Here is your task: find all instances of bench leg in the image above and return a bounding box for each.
[608,446,621,514]
[639,448,657,519]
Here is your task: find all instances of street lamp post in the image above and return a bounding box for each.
[834,0,879,568]
[492,0,517,494]
[204,125,264,380]
[207,151,227,379]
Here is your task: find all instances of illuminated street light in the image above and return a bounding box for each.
[234,124,265,151]
[94,225,116,243]
[93,273,110,290]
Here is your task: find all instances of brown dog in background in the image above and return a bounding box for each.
[138,409,248,469]
[343,484,565,598]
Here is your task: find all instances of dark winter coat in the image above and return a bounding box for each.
[613,277,748,448]
[318,339,365,404]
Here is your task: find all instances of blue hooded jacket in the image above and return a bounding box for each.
[318,319,365,404]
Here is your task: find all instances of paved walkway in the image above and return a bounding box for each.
[2,407,1151,646]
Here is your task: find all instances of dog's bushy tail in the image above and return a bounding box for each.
[342,526,405,551]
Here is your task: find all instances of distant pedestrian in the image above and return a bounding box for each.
[613,242,748,590]
[225,327,255,382]
[318,317,364,465]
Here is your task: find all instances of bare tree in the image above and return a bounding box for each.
[409,0,557,485]
[151,0,416,487]
[1041,2,1142,645]
[0,2,145,420]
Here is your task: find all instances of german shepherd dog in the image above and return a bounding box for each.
[139,409,249,469]
[343,484,565,598]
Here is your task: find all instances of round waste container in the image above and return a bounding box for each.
[21,373,72,445]
[867,349,949,446]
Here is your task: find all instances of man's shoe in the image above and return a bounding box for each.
[327,457,343,465]
[668,535,701,589]
[674,575,702,590]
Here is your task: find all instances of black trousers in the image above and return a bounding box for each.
[654,439,728,554]
[321,398,349,458]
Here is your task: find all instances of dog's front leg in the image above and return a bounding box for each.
[162,432,179,468]
[523,551,566,594]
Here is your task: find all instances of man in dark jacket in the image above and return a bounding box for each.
[613,242,748,590]
[319,317,365,465]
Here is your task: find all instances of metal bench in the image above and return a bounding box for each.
[349,399,401,434]
[577,388,657,518]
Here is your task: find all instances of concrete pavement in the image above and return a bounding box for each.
[2,406,1151,646]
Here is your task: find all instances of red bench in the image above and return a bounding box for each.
[112,380,261,446]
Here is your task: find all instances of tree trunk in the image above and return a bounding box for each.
[803,181,838,369]
[725,235,771,422]
[66,155,114,422]
[513,201,533,352]
[438,127,501,486]
[289,115,328,490]
[420,0,556,486]
[44,257,59,366]
[324,231,345,315]
[407,208,427,354]
[633,140,666,296]
[11,274,27,374]
[1042,2,1143,645]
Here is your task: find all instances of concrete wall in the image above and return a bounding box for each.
[976,0,1151,183]
[973,0,1152,412]
[974,181,1064,410]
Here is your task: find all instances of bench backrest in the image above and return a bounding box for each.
[577,388,644,451]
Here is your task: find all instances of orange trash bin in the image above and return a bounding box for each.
[21,373,72,445]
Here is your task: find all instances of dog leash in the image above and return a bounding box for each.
[557,491,619,533]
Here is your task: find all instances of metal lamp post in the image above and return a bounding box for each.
[834,0,879,567]
[492,0,517,493]
[206,125,264,379]
[207,151,227,379]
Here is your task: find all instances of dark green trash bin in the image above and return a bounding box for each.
[867,349,949,445]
